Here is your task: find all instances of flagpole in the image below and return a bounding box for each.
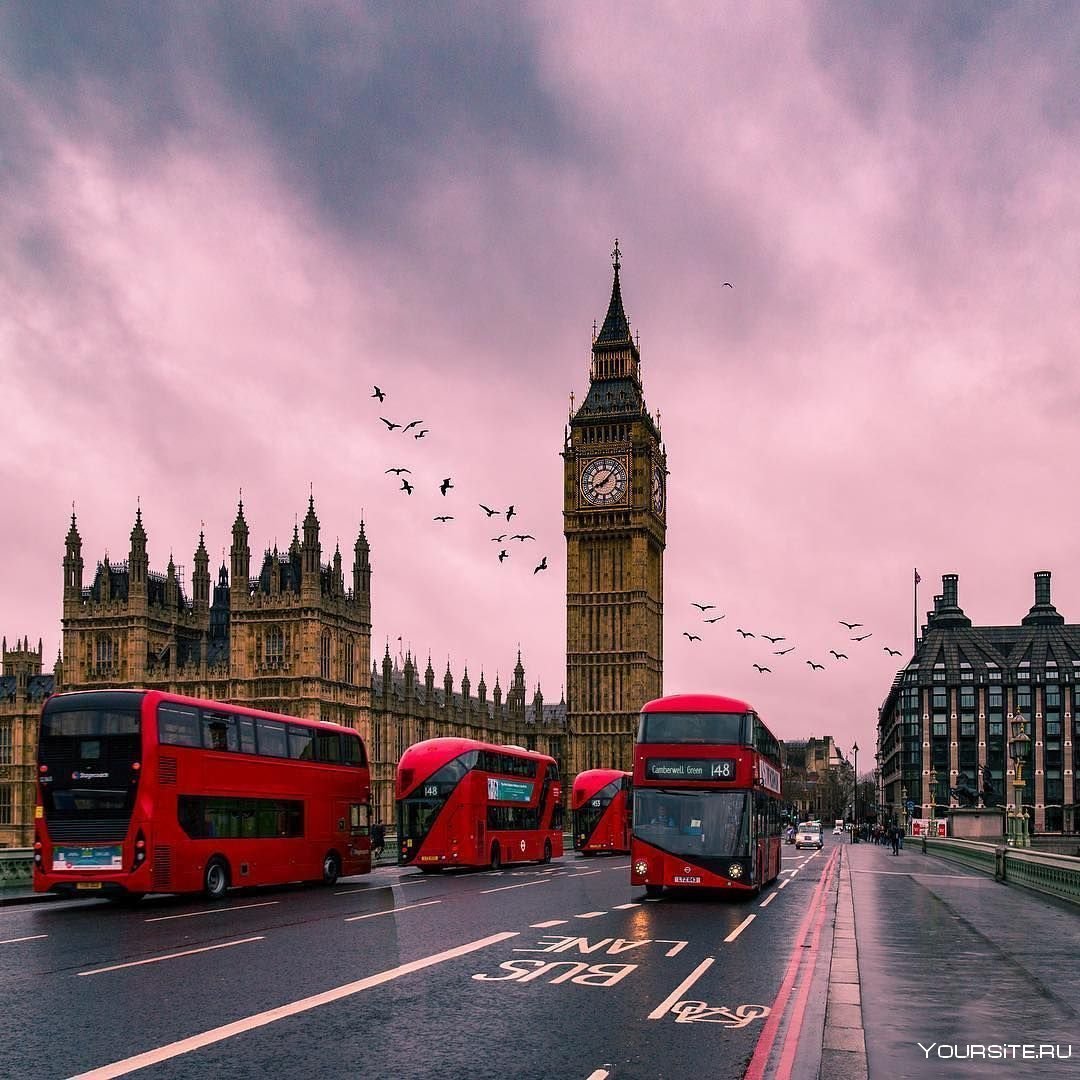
[913,568,920,655]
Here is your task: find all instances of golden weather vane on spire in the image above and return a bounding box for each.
[611,238,621,271]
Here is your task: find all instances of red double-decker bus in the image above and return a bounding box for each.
[631,693,783,897]
[396,737,563,871]
[572,769,631,855]
[34,689,372,900]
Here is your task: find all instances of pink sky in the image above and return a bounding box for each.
[3,3,1080,761]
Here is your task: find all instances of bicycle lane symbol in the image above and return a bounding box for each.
[669,1001,770,1027]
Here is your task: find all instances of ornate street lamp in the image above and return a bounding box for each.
[1008,714,1031,848]
[852,741,859,842]
[928,767,938,836]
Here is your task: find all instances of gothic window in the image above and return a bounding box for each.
[0,720,11,764]
[265,627,284,667]
[321,632,331,680]
[94,635,114,675]
[345,639,355,685]
[0,784,11,824]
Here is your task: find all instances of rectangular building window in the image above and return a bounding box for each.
[1046,685,1061,708]
[960,717,976,737]
[988,686,1003,708]
[960,688,975,710]
[0,784,12,824]
[989,717,1003,736]
[0,719,11,765]
[933,717,948,737]
[320,633,331,680]
[345,640,355,685]
[988,669,1001,681]
[933,688,948,710]
[1016,687,1032,711]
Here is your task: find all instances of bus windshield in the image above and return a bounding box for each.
[397,750,479,850]
[636,711,745,744]
[634,789,748,858]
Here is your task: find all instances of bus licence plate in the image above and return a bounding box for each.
[76,882,103,890]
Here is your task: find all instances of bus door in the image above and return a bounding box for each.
[346,801,369,865]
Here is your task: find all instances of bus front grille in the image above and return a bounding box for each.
[152,846,172,890]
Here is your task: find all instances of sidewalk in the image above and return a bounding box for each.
[825,838,1079,1079]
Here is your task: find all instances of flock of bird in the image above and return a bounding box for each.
[682,603,905,676]
[371,385,549,575]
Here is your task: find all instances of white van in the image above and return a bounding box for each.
[795,822,823,849]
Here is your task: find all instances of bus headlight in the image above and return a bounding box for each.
[727,862,744,880]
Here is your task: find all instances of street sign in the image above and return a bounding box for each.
[905,800,914,812]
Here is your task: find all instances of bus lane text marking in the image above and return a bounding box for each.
[70,931,519,1080]
[78,936,265,976]
[145,901,279,922]
[514,936,687,958]
[647,957,716,1020]
[473,959,637,987]
[345,900,440,921]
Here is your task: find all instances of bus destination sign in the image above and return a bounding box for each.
[645,758,736,781]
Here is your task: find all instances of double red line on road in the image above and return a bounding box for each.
[744,846,841,1080]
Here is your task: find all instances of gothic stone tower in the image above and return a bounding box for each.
[563,242,666,784]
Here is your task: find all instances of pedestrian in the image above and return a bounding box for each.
[890,824,901,855]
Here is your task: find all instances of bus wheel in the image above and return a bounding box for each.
[322,851,341,886]
[541,840,552,864]
[645,884,663,899]
[203,857,229,901]
[490,843,502,870]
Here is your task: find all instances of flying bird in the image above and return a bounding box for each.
[510,534,535,542]
[691,602,716,611]
[703,615,726,623]
[498,549,509,563]
[479,504,500,517]
[440,478,453,495]
[433,516,453,522]
[806,661,824,670]
[839,621,862,630]
[371,386,386,402]
[884,647,902,656]
[683,632,701,642]
[414,429,429,439]
[505,505,516,521]
[774,646,795,655]
[722,282,734,288]
[762,635,785,644]
[829,650,848,660]
[736,629,755,638]
[400,479,414,495]
[490,534,507,542]
[753,664,771,673]
[533,557,548,574]
[402,420,423,432]
[385,467,411,475]
[851,633,872,642]
[379,417,401,431]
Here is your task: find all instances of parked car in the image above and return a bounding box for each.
[795,822,823,849]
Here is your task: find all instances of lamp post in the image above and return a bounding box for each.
[900,785,908,836]
[852,741,859,842]
[1008,714,1031,849]
[928,767,938,837]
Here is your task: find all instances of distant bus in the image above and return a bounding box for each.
[572,769,631,855]
[34,689,372,900]
[397,737,562,871]
[631,693,783,897]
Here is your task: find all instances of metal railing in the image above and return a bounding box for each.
[922,836,1080,907]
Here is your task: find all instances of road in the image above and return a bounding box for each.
[0,840,840,1080]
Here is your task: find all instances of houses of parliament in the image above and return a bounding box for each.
[0,249,668,846]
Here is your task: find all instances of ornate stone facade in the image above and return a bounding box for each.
[563,244,666,788]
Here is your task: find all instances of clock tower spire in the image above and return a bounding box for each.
[563,242,666,787]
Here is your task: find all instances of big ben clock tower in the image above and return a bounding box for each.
[564,241,666,784]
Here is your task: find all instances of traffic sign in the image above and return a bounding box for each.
[905,800,914,812]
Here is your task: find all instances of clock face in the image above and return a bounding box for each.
[580,456,629,506]
[652,463,665,516]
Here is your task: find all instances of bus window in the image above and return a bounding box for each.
[288,725,315,761]
[158,704,200,747]
[238,716,257,754]
[317,730,342,763]
[202,712,237,753]
[256,718,288,758]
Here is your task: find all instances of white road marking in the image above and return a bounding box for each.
[724,915,756,942]
[344,900,440,921]
[612,903,641,910]
[644,897,662,902]
[0,934,48,944]
[759,892,778,908]
[575,911,606,919]
[778,877,793,890]
[77,936,264,976]
[334,884,395,895]
[647,957,716,1020]
[481,880,551,895]
[69,931,519,1079]
[568,870,603,878]
[145,901,279,923]
[530,919,569,928]
[585,1069,613,1080]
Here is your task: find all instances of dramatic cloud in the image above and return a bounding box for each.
[3,2,1080,755]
